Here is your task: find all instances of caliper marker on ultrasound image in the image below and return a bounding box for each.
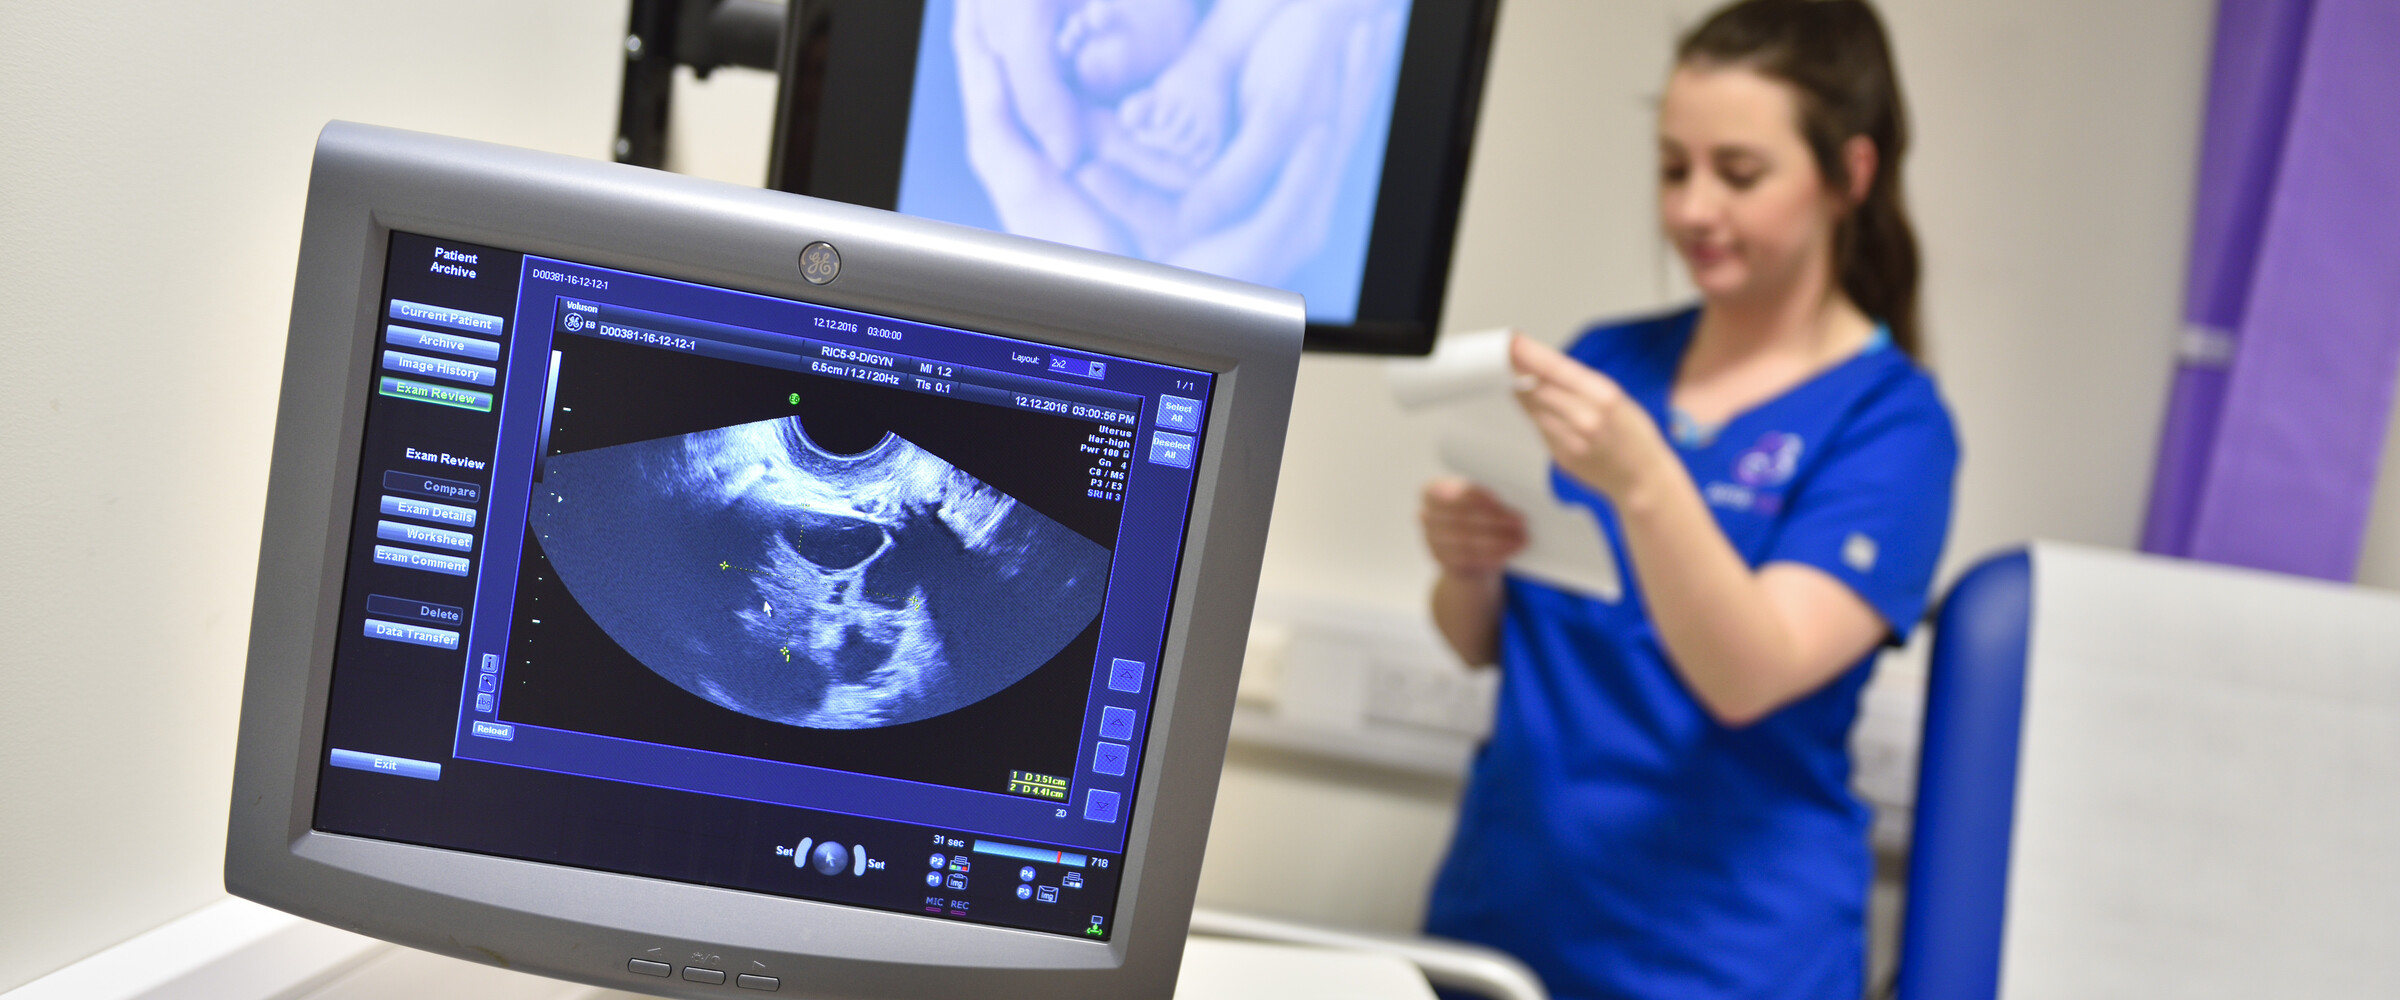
[533,416,1109,729]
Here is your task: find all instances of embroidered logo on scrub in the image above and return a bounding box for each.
[1704,432,1804,515]
[1733,432,1803,487]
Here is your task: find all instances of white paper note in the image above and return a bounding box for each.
[1389,330,1622,603]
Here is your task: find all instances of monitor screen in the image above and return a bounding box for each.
[228,122,1302,999]
[332,228,1207,940]
[768,0,1500,354]
[894,0,1412,327]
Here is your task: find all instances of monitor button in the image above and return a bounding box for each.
[738,974,782,991]
[1098,706,1137,741]
[627,958,671,977]
[1107,658,1145,694]
[326,749,443,782]
[1083,788,1121,823]
[1155,395,1203,433]
[683,966,727,984]
[1092,741,1129,777]
[1147,431,1195,469]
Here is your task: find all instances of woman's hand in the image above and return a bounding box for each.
[1420,477,1525,667]
[1504,335,1888,725]
[1420,476,1527,580]
[1509,335,1680,511]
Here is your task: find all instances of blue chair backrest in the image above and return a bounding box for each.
[1895,549,2030,1000]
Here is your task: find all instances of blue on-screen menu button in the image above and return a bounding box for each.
[1155,395,1202,432]
[388,299,505,337]
[381,349,499,388]
[328,748,442,781]
[1083,789,1121,824]
[375,519,474,553]
[387,324,502,361]
[373,544,471,577]
[1148,432,1194,469]
[363,617,460,650]
[1098,706,1137,741]
[380,494,478,528]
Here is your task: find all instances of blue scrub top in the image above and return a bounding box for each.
[1423,307,1959,1000]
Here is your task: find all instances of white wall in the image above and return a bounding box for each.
[11,0,2365,984]
[0,2,623,989]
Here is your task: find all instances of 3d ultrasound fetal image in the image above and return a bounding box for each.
[533,416,1110,729]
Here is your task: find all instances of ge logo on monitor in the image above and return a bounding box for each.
[800,241,841,285]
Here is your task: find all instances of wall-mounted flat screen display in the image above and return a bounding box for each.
[770,0,1500,354]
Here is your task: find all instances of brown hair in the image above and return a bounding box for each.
[1678,0,1922,359]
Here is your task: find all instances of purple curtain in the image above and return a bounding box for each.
[2140,0,2400,580]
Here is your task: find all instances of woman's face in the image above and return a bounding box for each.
[1657,63,1847,306]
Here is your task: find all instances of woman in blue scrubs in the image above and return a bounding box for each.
[1418,1,1956,997]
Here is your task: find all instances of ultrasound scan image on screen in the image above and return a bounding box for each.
[308,229,1218,942]
[897,0,1414,325]
[533,416,1110,730]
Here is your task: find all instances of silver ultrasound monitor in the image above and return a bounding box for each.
[226,121,1302,999]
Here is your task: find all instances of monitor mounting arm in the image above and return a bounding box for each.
[613,0,786,168]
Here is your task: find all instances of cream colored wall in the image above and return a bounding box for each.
[2356,403,2400,590]
[1191,749,1468,931]
[0,2,622,989]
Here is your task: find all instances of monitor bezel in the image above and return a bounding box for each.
[764,0,1502,356]
[226,120,1302,1000]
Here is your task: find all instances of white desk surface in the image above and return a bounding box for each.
[6,898,1435,1000]
[297,935,1432,1000]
